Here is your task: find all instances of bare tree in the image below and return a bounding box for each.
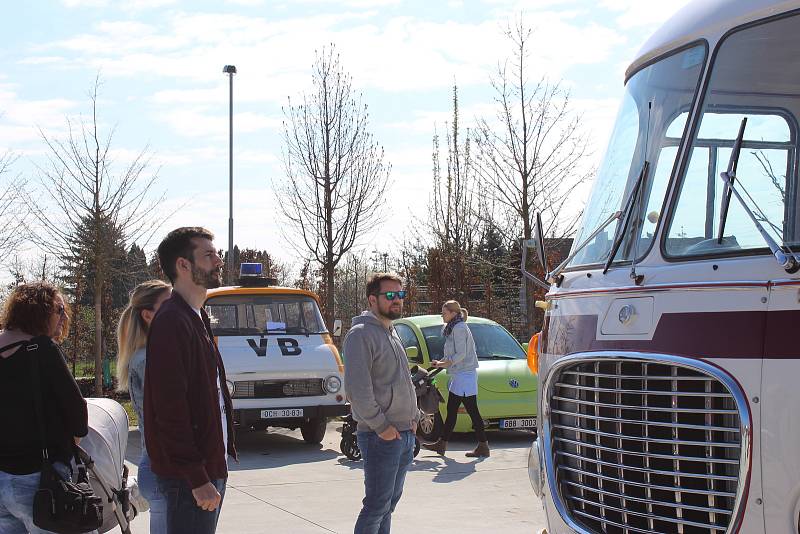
[428,84,485,254]
[0,151,31,263]
[26,78,165,395]
[277,45,390,327]
[474,18,591,332]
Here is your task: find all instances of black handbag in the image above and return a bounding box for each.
[20,339,104,534]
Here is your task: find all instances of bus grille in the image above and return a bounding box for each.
[233,379,324,398]
[549,358,744,534]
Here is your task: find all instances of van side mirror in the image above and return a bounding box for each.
[332,319,343,338]
[405,346,419,361]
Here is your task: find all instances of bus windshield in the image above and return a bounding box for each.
[567,44,706,268]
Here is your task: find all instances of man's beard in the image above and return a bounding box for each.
[191,263,222,289]
[378,306,402,321]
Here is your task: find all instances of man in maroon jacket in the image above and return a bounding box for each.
[144,227,237,534]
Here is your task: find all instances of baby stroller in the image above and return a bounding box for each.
[80,398,148,534]
[339,366,443,461]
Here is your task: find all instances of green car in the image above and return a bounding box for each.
[393,315,537,441]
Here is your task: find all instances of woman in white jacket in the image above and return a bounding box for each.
[422,300,489,458]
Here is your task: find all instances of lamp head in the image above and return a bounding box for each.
[223,65,237,74]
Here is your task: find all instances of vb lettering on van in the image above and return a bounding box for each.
[247,337,303,357]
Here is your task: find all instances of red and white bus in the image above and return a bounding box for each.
[525,1,800,532]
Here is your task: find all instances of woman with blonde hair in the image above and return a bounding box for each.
[422,299,489,458]
[117,279,171,534]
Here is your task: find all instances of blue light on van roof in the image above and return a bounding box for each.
[240,263,263,277]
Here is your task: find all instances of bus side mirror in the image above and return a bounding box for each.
[332,319,343,338]
[405,347,419,360]
[533,211,547,272]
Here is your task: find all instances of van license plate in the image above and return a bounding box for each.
[499,418,537,429]
[261,409,304,419]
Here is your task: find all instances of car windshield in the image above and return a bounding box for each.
[567,43,706,268]
[421,324,526,361]
[205,294,326,336]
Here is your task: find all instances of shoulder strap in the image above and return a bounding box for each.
[0,339,29,354]
[27,341,50,461]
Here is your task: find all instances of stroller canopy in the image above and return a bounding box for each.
[84,398,129,492]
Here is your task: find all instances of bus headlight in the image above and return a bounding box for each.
[528,438,544,498]
[226,380,235,397]
[324,375,342,394]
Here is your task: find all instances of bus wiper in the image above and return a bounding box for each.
[603,161,650,274]
[717,118,800,273]
[546,209,623,283]
[717,118,747,244]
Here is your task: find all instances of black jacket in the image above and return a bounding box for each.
[0,336,88,475]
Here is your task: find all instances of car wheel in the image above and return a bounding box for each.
[301,417,327,444]
[416,412,443,442]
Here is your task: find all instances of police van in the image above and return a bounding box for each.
[205,263,348,444]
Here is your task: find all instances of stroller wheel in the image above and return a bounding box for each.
[340,437,362,461]
[413,436,421,458]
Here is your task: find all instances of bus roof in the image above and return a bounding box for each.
[627,0,800,80]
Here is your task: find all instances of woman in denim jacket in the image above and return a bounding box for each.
[422,300,489,458]
[117,280,171,534]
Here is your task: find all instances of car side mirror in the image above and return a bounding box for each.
[522,342,529,352]
[332,319,343,338]
[405,346,419,360]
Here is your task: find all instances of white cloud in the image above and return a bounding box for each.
[157,107,282,138]
[61,0,108,7]
[600,0,692,29]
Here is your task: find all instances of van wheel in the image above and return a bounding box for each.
[301,417,327,444]
[417,412,443,442]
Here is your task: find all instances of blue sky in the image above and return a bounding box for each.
[0,0,690,266]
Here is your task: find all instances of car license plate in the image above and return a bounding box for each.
[499,418,537,429]
[261,408,304,419]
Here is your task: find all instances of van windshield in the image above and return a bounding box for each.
[567,44,706,268]
[205,294,326,336]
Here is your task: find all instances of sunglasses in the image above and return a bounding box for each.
[378,290,407,301]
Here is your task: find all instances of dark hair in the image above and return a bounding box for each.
[366,272,403,297]
[157,227,215,283]
[2,282,71,342]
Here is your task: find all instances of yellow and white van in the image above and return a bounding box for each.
[205,264,347,444]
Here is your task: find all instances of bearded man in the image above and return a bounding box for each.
[344,272,420,534]
[144,227,237,534]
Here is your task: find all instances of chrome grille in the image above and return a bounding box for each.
[548,357,745,534]
[233,379,324,399]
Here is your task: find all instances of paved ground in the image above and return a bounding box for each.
[125,422,547,534]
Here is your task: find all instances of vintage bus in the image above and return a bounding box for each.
[525,1,800,532]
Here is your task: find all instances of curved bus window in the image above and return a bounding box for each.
[665,15,799,257]
[568,44,706,268]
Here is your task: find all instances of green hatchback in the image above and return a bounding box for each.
[393,315,537,440]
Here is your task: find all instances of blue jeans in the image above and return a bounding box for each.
[354,430,415,534]
[138,451,167,534]
[0,463,96,534]
[157,475,226,534]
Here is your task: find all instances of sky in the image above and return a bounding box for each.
[0,0,692,270]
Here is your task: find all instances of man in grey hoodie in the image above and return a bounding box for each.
[344,272,419,534]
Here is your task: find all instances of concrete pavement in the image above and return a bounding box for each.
[126,422,546,533]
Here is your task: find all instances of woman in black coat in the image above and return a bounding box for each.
[0,282,88,534]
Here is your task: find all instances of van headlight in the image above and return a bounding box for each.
[226,380,235,397]
[324,375,342,394]
[528,438,544,498]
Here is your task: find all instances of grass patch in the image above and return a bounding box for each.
[121,400,138,428]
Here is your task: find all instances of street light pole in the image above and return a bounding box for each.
[223,64,237,284]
